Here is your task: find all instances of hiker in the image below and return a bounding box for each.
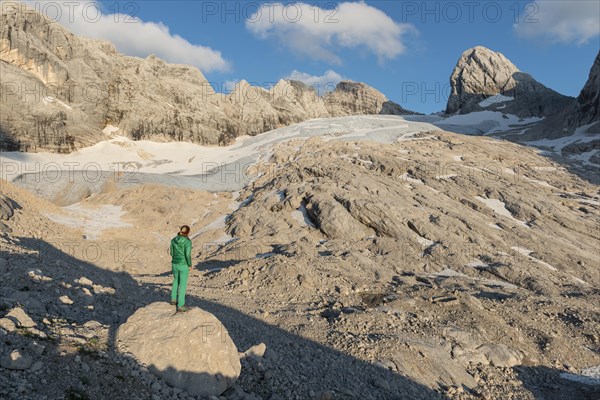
[170,225,192,312]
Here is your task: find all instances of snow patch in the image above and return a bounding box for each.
[474,196,529,229]
[45,204,131,239]
[437,111,543,135]
[560,365,600,386]
[478,94,514,108]
[510,247,558,271]
[291,204,315,227]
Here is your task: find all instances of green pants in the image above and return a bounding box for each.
[171,264,189,308]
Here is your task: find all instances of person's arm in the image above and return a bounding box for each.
[185,238,192,268]
[169,239,174,259]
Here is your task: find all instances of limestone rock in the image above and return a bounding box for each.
[0,350,33,370]
[392,342,478,389]
[116,302,240,397]
[244,343,267,359]
[516,50,600,141]
[0,6,415,153]
[77,277,94,286]
[5,307,36,328]
[0,195,18,221]
[477,344,523,368]
[446,46,572,118]
[0,318,16,332]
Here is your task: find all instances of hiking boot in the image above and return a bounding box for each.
[176,306,188,313]
[170,300,177,306]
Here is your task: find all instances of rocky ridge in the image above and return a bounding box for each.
[0,6,414,153]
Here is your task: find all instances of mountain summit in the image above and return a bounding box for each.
[446,46,573,118]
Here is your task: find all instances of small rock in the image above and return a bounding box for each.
[0,350,33,370]
[477,343,522,367]
[30,361,43,372]
[78,277,94,286]
[320,390,334,400]
[26,328,48,339]
[6,307,36,328]
[244,343,267,359]
[59,296,74,305]
[0,318,16,332]
[29,341,46,356]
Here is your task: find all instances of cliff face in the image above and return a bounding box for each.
[576,50,600,127]
[446,46,573,118]
[512,50,600,142]
[0,7,414,153]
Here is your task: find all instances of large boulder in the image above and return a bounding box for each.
[116,302,240,397]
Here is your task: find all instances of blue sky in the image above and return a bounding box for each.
[48,1,600,114]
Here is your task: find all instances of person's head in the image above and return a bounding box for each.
[178,225,190,237]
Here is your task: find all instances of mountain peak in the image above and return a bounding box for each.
[446,46,572,117]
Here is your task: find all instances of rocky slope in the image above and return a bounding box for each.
[1,119,598,399]
[446,46,573,118]
[0,6,414,153]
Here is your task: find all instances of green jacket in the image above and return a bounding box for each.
[170,235,192,267]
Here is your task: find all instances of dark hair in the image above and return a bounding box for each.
[179,225,190,236]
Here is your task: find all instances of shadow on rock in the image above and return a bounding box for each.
[1,236,450,399]
[514,365,600,400]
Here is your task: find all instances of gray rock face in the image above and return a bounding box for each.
[509,50,600,142]
[0,6,414,153]
[116,302,241,397]
[573,50,600,128]
[446,46,572,118]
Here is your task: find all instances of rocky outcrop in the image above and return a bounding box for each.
[0,6,414,153]
[116,302,241,397]
[507,50,600,142]
[0,194,17,221]
[577,50,600,126]
[446,46,573,118]
[324,81,414,117]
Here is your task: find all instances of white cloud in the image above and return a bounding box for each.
[246,2,416,64]
[284,70,345,94]
[514,0,600,45]
[23,1,230,72]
